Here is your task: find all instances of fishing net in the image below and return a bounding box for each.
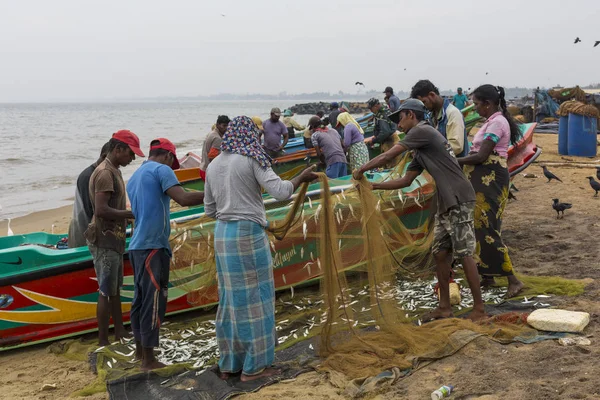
[163,153,546,381]
[555,100,600,118]
[548,86,587,102]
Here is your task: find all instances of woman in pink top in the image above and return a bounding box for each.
[457,85,523,299]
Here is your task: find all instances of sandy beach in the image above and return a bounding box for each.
[1,133,599,400]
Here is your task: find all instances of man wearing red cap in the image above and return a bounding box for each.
[85,130,145,346]
[126,138,205,371]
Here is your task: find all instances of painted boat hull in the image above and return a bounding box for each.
[0,172,433,350]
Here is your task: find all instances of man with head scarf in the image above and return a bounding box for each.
[204,116,317,382]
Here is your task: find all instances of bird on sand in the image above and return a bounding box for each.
[574,37,581,44]
[355,81,364,86]
[552,199,572,219]
[7,218,14,236]
[594,41,600,47]
[587,177,600,197]
[542,166,562,183]
[596,166,600,180]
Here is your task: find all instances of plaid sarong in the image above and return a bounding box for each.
[214,219,276,375]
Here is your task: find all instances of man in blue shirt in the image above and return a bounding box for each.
[126,138,205,371]
[452,87,469,111]
[384,86,401,112]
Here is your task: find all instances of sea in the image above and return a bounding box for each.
[0,101,320,220]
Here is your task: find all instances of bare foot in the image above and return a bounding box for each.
[115,329,132,342]
[480,277,496,287]
[505,281,524,299]
[467,307,487,322]
[141,360,167,371]
[240,367,281,382]
[134,342,143,361]
[422,307,454,322]
[218,372,231,380]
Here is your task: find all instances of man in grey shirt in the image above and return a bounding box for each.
[353,99,485,322]
[308,116,348,179]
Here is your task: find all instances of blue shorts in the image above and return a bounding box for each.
[88,243,123,297]
[325,162,347,179]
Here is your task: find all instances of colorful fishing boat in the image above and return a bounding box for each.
[0,169,432,351]
[0,123,539,351]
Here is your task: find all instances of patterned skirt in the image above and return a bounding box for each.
[214,219,276,375]
[348,141,370,172]
[464,155,515,277]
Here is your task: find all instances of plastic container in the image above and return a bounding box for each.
[436,282,461,305]
[431,385,454,399]
[567,113,598,157]
[558,115,569,155]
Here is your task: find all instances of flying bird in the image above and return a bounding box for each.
[221,13,226,17]
[596,166,600,180]
[587,177,600,197]
[574,37,581,44]
[542,166,562,183]
[404,68,407,71]
[355,81,364,86]
[552,199,572,219]
[485,72,489,75]
[595,41,600,48]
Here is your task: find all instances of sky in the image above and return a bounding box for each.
[0,0,599,102]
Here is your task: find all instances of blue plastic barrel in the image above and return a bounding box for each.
[558,116,569,155]
[567,113,598,157]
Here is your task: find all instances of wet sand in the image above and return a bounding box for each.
[0,205,72,237]
[1,134,599,400]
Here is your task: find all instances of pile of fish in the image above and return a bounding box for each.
[94,277,552,371]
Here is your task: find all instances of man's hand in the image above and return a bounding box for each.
[353,168,364,181]
[298,165,318,183]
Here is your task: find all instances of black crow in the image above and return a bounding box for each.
[542,166,562,182]
[594,41,600,48]
[355,82,364,86]
[574,37,581,44]
[587,177,600,197]
[552,198,572,219]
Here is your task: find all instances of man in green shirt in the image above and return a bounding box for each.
[453,87,469,110]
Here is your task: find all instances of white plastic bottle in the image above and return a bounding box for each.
[431,385,454,399]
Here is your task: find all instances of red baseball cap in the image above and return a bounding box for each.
[151,138,180,170]
[112,130,145,157]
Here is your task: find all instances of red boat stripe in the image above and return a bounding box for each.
[144,250,160,291]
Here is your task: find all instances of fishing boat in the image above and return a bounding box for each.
[178,107,483,192]
[0,123,539,351]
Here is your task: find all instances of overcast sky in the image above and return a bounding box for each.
[0,0,598,102]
